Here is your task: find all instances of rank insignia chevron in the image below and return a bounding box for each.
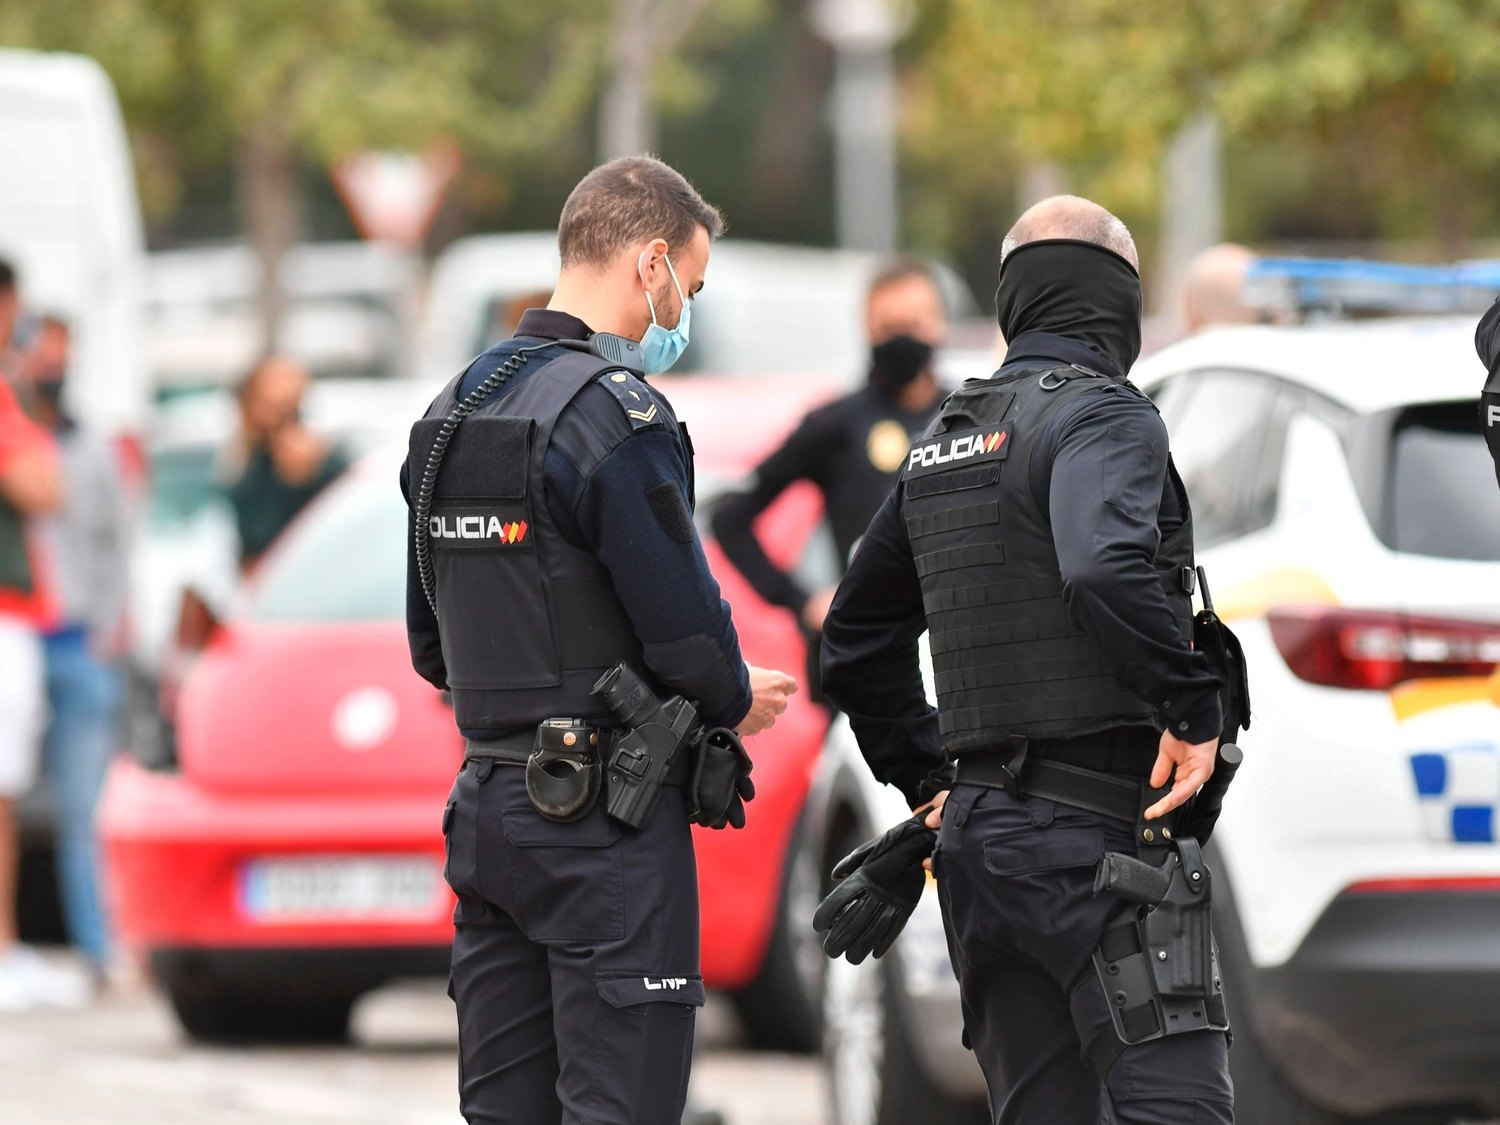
[598,370,666,430]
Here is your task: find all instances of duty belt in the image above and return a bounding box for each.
[465,729,694,787]
[954,754,1142,824]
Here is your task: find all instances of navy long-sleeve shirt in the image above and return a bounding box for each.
[821,334,1223,805]
[711,385,939,612]
[403,309,752,734]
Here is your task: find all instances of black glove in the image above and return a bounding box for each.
[688,728,754,830]
[812,813,936,964]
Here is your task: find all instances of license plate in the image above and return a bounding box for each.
[239,856,444,922]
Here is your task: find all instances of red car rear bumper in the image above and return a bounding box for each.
[101,737,820,987]
[100,758,455,952]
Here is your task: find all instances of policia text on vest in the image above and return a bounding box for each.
[819,222,1241,1124]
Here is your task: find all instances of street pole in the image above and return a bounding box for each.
[1159,111,1224,326]
[811,0,911,254]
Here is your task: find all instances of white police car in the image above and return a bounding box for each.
[811,262,1500,1125]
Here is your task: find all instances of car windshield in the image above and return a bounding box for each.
[248,474,406,623]
[1388,401,1500,561]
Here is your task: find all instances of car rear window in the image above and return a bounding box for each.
[248,476,406,623]
[1389,402,1500,561]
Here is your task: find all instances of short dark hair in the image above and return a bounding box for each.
[867,256,939,303]
[0,258,15,295]
[558,155,725,269]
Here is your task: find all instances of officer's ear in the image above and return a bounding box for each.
[636,238,670,286]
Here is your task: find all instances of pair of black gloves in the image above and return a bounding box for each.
[812,809,937,964]
[688,727,755,830]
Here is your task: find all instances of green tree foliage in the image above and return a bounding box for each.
[908,0,1500,253]
[0,0,764,340]
[0,0,609,220]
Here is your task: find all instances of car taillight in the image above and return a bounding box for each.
[1346,877,1500,894]
[1267,606,1500,691]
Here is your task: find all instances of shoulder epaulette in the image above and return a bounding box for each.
[597,370,665,430]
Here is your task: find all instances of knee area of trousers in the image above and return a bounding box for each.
[1107,1027,1232,1108]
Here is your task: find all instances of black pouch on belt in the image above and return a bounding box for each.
[525,718,601,822]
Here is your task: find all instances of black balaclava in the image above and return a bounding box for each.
[995,238,1143,376]
[868,334,935,394]
[1476,297,1500,376]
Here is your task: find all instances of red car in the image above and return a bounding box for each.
[101,373,841,1043]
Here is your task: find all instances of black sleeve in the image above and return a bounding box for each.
[567,428,753,729]
[820,488,943,806]
[400,459,448,690]
[710,407,835,612]
[1484,379,1500,491]
[1040,391,1222,741]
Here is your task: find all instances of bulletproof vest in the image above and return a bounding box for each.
[901,365,1195,752]
[408,349,646,733]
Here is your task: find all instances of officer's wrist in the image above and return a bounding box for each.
[1165,688,1223,744]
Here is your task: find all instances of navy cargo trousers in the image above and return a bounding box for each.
[442,758,703,1125]
[934,782,1234,1124]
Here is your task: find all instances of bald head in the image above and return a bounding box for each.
[1001,195,1138,270]
[1181,243,1259,334]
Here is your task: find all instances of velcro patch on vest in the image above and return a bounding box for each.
[598,370,665,430]
[427,506,534,552]
[904,424,1011,479]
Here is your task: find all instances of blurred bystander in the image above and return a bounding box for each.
[0,260,83,1009]
[20,315,129,984]
[223,356,348,570]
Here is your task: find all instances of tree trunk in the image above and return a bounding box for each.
[599,0,655,160]
[238,114,303,360]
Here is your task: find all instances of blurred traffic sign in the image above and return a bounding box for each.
[333,145,461,249]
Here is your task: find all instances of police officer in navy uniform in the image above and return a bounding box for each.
[402,156,797,1125]
[1477,297,1500,487]
[816,196,1234,1123]
[711,260,947,699]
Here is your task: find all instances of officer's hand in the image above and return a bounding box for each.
[1145,731,1219,820]
[736,666,798,736]
[800,587,837,632]
[918,790,948,871]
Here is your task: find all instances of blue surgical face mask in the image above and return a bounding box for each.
[639,251,691,375]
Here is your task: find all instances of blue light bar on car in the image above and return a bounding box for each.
[1243,257,1500,316]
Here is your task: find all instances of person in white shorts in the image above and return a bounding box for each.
[0,261,85,1009]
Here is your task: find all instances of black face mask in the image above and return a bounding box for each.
[995,239,1143,375]
[1476,298,1500,376]
[32,379,65,411]
[868,334,934,393]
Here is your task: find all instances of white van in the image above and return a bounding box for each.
[0,49,149,437]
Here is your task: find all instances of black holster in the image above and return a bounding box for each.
[593,663,698,830]
[1089,834,1229,1074]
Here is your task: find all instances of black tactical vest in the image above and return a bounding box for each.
[408,349,647,733]
[901,365,1195,753]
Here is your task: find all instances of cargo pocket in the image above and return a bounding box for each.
[983,827,1106,876]
[497,804,624,943]
[596,972,706,1011]
[440,800,456,884]
[589,972,703,1121]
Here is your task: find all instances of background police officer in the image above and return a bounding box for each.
[1477,296,1500,487]
[402,155,797,1125]
[818,195,1233,1123]
[712,259,947,700]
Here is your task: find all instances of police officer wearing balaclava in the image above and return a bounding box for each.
[1476,297,1500,487]
[817,196,1233,1123]
[402,155,797,1125]
[712,259,946,700]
